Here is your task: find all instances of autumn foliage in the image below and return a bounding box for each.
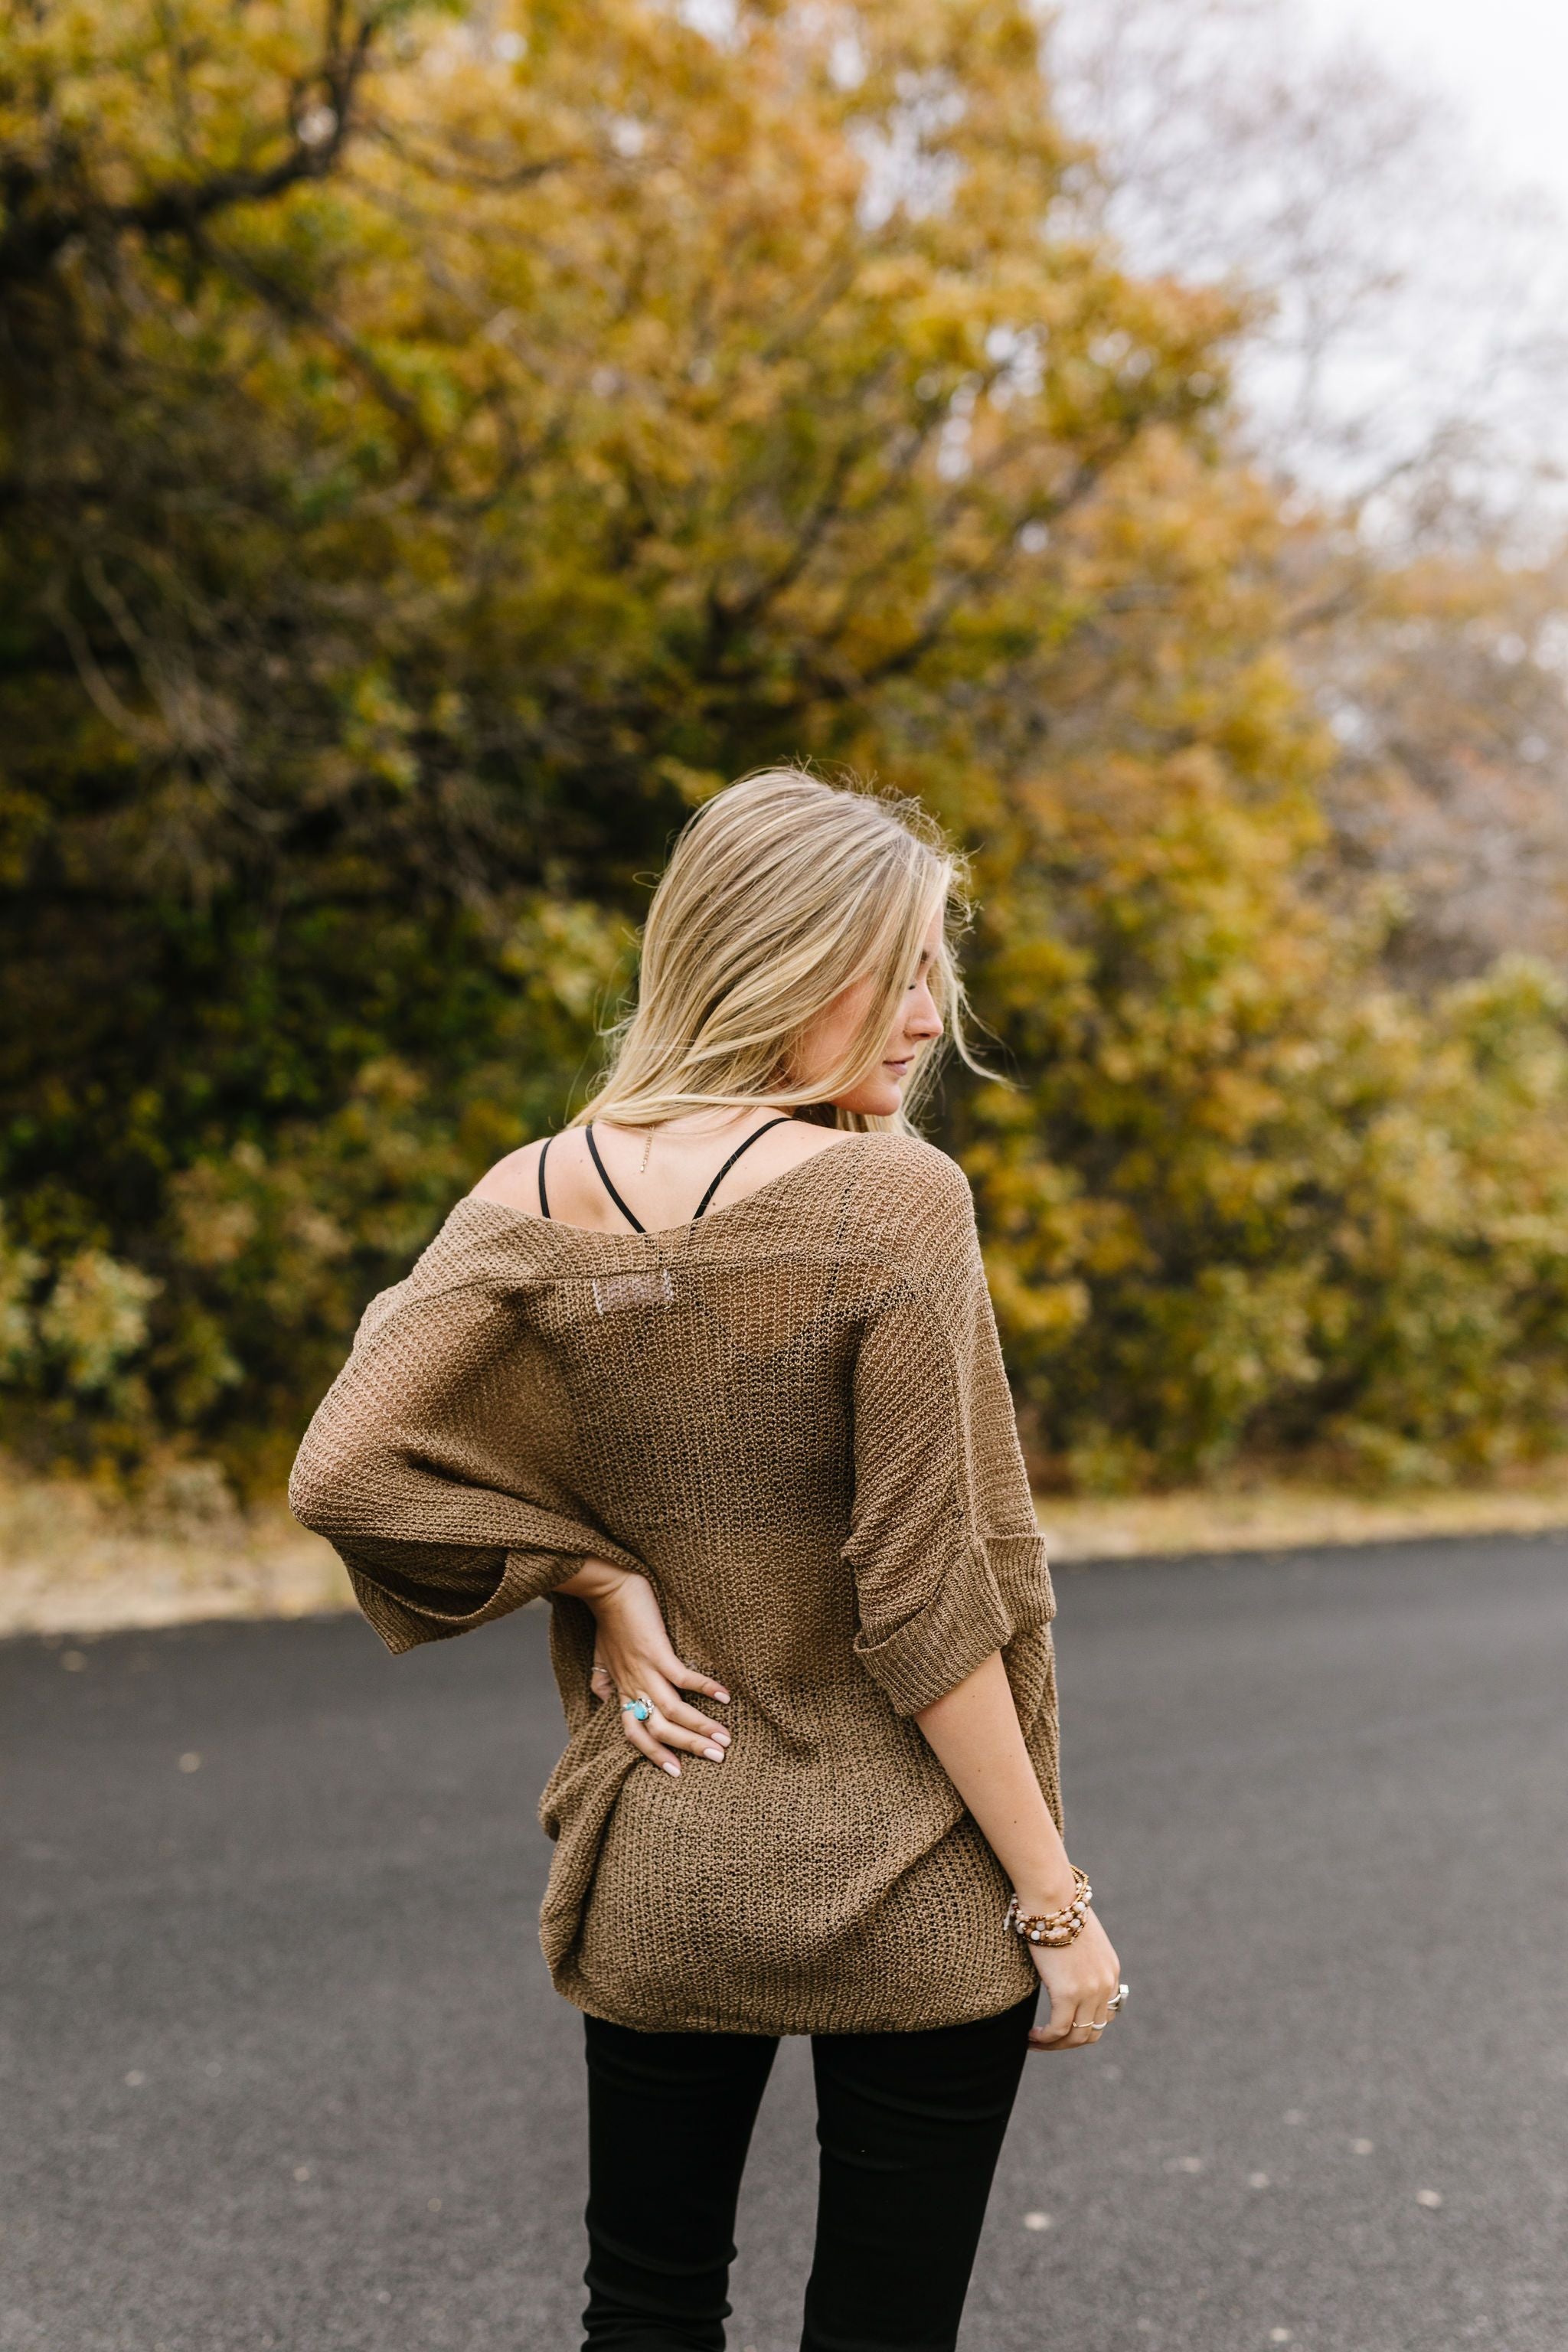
[5,0,1568,1494]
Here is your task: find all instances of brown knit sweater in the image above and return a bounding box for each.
[289,1132,1061,2034]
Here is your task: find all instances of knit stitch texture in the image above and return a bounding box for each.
[289,1132,1061,2034]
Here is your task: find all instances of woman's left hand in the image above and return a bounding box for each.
[1024,1908,1122,2053]
[557,1556,732,1777]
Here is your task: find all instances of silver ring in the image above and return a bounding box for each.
[620,1696,652,1723]
[1106,1983,1129,2013]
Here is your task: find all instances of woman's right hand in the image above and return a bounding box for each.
[556,1557,732,1777]
[1024,1906,1122,2053]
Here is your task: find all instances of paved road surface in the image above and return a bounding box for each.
[4,1534,1566,2352]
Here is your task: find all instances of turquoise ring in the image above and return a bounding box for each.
[621,1696,652,1723]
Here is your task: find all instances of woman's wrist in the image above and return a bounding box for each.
[557,1556,639,1609]
[1011,1865,1080,1914]
[1005,1867,1093,1946]
[998,1821,1079,1916]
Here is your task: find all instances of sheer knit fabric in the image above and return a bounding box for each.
[289,1132,1060,2035]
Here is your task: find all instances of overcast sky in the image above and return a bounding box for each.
[1308,0,1568,216]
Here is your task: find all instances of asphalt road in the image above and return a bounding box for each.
[4,1533,1567,2352]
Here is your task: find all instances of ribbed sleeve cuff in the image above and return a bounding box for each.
[347,1544,580,1655]
[986,1532,1057,1628]
[852,1530,1054,1716]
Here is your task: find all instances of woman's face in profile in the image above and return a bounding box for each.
[795,903,946,1116]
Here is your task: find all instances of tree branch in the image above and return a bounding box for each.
[0,5,382,287]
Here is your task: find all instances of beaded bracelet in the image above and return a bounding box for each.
[1004,1866,1093,1949]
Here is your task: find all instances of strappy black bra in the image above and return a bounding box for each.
[536,1116,793,1233]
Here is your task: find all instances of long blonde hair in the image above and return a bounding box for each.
[576,769,982,1134]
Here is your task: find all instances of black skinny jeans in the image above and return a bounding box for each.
[580,1987,1039,2352]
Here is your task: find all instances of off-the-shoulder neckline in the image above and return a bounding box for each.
[449,1129,920,1244]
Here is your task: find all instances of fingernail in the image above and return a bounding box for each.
[712,1730,730,1744]
[665,1762,680,1776]
[704,1746,724,1762]
[713,1690,730,1703]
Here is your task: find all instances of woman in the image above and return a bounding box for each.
[290,767,1123,2352]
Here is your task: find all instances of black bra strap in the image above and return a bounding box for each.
[692,1116,793,1220]
[582,1116,795,1230]
[537,1134,552,1220]
[585,1123,646,1233]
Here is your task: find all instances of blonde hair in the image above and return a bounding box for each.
[576,768,982,1134]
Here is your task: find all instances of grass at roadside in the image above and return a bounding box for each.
[6,1458,1568,1641]
[1034,1478,1568,1563]
[0,1464,350,1638]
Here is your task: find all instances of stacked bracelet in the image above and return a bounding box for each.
[1004,1866,1093,1948]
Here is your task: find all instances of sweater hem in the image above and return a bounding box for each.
[550,1962,1040,2039]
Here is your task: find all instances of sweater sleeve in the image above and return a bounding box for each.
[842,1150,1055,1715]
[289,1272,643,1655]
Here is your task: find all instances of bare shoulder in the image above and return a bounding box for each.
[469,1135,550,1213]
[461,1122,968,1230]
[719,1121,952,1200]
[765,1121,864,1174]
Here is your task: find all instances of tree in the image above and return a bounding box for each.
[1050,0,1568,991]
[6,0,1568,1495]
[1050,0,1568,546]
[0,0,1230,1475]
